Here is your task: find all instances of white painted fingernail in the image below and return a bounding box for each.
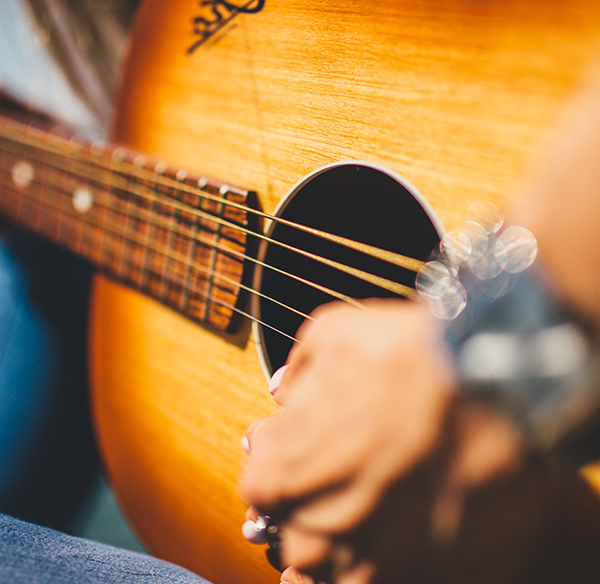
[268,365,289,395]
[242,520,265,544]
[241,436,250,454]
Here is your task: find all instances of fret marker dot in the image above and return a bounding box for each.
[155,161,167,174]
[198,177,208,189]
[176,169,187,181]
[112,148,127,161]
[91,141,106,153]
[12,161,34,188]
[73,186,93,214]
[134,155,147,167]
[219,185,229,196]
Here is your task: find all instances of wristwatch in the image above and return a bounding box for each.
[417,203,600,465]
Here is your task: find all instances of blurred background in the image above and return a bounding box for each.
[0,0,146,554]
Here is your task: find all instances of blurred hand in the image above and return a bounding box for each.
[246,300,455,532]
[243,300,600,583]
[244,301,579,583]
[241,59,600,584]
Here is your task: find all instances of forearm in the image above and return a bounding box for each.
[513,60,600,331]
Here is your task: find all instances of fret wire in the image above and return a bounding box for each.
[122,160,148,285]
[44,132,67,240]
[108,154,413,298]
[0,142,225,262]
[106,155,123,277]
[0,173,204,280]
[172,179,194,313]
[0,118,317,334]
[181,183,200,314]
[0,126,415,302]
[85,146,110,260]
[92,145,109,266]
[55,138,73,246]
[0,173,311,325]
[0,133,215,296]
[4,136,415,299]
[0,170,370,318]
[140,168,161,294]
[117,157,136,281]
[0,161,372,308]
[203,192,224,322]
[90,144,422,274]
[76,141,93,256]
[70,139,82,254]
[102,154,132,274]
[103,148,122,272]
[133,165,152,290]
[0,137,221,252]
[0,146,384,315]
[0,117,423,273]
[1,122,222,228]
[159,176,178,304]
[146,171,170,301]
[36,128,51,232]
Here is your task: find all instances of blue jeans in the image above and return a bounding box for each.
[0,513,211,583]
[0,235,98,530]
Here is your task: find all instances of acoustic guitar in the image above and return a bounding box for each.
[3,1,600,583]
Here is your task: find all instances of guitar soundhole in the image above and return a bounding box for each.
[254,162,443,375]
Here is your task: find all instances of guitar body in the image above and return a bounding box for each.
[90,1,600,582]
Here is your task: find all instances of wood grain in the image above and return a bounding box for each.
[90,1,600,583]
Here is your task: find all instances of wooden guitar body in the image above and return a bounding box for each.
[90,1,600,582]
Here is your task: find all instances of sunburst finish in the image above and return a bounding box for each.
[90,2,600,583]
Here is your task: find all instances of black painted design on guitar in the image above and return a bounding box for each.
[187,0,265,54]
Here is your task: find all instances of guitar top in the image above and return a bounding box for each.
[56,0,600,582]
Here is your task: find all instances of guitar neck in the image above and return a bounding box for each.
[0,112,252,332]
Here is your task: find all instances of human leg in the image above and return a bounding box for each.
[0,513,212,584]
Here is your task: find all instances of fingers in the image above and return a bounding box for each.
[280,565,315,584]
[268,364,289,404]
[245,364,291,451]
[245,505,260,521]
[244,416,272,451]
[269,301,353,408]
[279,525,332,570]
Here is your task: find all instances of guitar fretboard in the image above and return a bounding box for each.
[0,111,252,332]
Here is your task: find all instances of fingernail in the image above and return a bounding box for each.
[241,436,250,454]
[242,520,265,544]
[268,365,289,395]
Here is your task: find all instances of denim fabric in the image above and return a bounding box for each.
[0,237,60,504]
[0,235,98,531]
[0,513,212,584]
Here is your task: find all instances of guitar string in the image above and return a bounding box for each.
[0,167,369,314]
[0,118,425,274]
[0,124,424,341]
[0,172,308,341]
[0,165,341,322]
[0,155,369,311]
[6,128,419,299]
[0,133,418,301]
